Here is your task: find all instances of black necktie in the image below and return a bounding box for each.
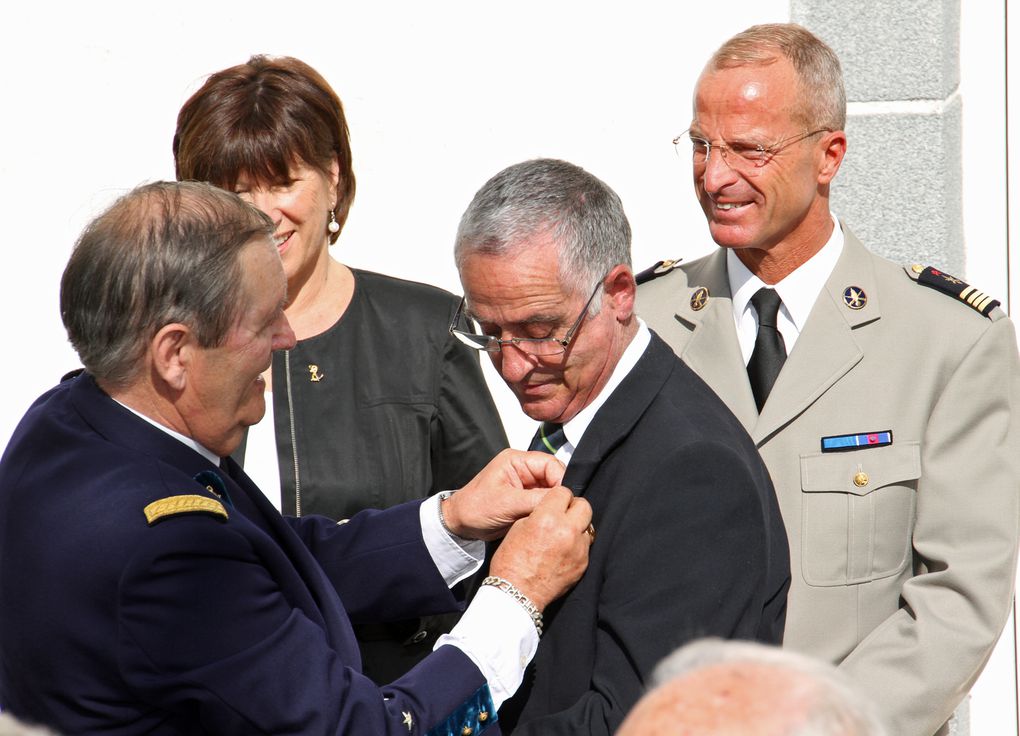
[528,422,567,454]
[747,287,787,412]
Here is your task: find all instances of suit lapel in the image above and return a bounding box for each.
[752,229,878,443]
[220,456,290,533]
[74,374,288,540]
[670,251,759,432]
[218,456,349,629]
[562,335,673,493]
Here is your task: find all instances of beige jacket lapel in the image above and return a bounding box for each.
[669,250,759,432]
[753,228,878,443]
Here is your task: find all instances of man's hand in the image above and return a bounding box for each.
[489,487,592,611]
[443,449,566,541]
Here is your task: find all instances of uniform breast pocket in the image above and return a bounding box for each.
[799,442,920,587]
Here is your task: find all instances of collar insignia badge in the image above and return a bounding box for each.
[690,286,710,311]
[842,286,867,310]
[193,469,232,507]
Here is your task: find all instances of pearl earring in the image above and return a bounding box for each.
[327,210,340,234]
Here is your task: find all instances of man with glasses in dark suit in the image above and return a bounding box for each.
[451,157,790,735]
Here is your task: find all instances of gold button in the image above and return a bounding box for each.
[911,263,924,274]
[478,712,489,722]
[462,727,473,736]
[853,471,869,487]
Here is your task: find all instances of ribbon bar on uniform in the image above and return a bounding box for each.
[820,430,893,453]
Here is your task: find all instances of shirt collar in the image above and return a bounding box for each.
[560,318,651,454]
[728,212,844,331]
[114,399,221,466]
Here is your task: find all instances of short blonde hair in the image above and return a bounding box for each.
[707,23,846,131]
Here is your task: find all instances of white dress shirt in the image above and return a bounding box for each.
[728,213,844,364]
[241,396,283,510]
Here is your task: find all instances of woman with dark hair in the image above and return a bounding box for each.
[173,55,507,683]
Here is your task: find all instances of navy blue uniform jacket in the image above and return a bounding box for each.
[0,374,495,735]
[501,333,790,734]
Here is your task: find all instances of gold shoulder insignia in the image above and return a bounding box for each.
[909,265,1001,318]
[144,495,229,526]
[635,258,682,285]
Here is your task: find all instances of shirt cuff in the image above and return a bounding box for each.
[420,494,484,587]
[434,585,540,709]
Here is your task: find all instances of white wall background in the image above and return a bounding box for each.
[0,1,1014,731]
[0,0,789,448]
[959,2,1015,732]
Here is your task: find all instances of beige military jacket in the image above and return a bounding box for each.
[637,229,1020,736]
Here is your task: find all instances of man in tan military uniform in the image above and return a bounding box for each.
[638,23,1020,736]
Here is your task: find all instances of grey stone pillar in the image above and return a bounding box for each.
[792,0,963,273]
[790,4,968,734]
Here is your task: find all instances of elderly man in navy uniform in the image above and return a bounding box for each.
[638,23,1020,735]
[0,181,592,735]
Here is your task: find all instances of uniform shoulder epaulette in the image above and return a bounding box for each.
[61,368,85,382]
[144,495,229,526]
[907,264,1001,318]
[635,258,682,285]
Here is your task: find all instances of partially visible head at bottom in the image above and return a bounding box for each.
[0,712,60,736]
[617,639,887,736]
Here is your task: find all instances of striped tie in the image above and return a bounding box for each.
[528,422,567,454]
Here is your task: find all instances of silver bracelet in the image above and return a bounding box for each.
[437,490,455,534]
[482,575,543,637]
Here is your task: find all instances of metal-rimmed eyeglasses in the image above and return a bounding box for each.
[449,279,604,356]
[672,128,831,174]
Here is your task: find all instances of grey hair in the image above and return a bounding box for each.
[651,639,887,736]
[454,158,632,307]
[706,23,846,132]
[60,180,275,388]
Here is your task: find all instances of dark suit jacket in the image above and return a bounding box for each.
[500,332,790,735]
[0,374,496,735]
